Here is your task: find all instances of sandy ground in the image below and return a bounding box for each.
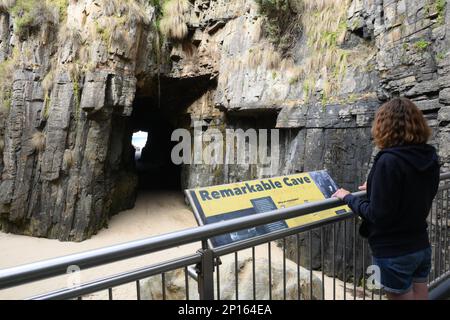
[0,191,379,300]
[0,191,201,300]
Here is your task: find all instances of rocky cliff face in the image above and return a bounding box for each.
[0,0,449,258]
[0,0,157,240]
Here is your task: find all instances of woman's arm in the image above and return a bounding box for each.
[343,154,403,226]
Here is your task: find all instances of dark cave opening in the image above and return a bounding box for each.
[128,75,216,191]
[130,106,182,190]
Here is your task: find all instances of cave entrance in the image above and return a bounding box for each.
[130,99,184,191]
[129,75,216,192]
[131,123,181,190]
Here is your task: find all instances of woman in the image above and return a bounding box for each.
[332,97,440,300]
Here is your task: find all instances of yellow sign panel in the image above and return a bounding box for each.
[186,171,350,247]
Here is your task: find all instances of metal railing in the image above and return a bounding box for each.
[0,173,449,300]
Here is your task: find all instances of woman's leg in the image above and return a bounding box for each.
[387,282,428,300]
[411,248,432,300]
[386,289,415,300]
[412,282,429,300]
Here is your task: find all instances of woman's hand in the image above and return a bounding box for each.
[332,188,351,200]
[358,182,367,191]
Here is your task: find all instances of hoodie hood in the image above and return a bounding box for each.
[380,144,439,172]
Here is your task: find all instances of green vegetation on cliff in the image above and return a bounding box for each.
[0,47,19,113]
[31,131,45,153]
[255,0,353,104]
[425,0,447,24]
[254,0,302,53]
[6,0,68,39]
[159,0,191,41]
[436,0,447,24]
[415,39,431,51]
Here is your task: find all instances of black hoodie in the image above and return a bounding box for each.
[344,144,440,258]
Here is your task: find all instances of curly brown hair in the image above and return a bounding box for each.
[372,97,432,149]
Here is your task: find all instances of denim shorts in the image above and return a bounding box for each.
[372,247,432,294]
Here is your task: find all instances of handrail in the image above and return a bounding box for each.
[28,254,202,300]
[0,172,449,291]
[429,273,450,300]
[0,192,364,289]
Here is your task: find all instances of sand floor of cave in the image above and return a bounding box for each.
[0,191,378,300]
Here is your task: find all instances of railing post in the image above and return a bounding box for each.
[196,241,215,300]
